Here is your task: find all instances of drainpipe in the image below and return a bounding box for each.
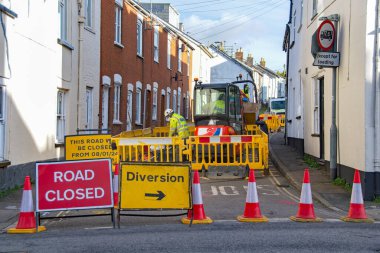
[374,0,380,195]
[284,0,293,145]
[77,0,84,131]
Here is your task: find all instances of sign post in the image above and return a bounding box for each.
[313,15,340,180]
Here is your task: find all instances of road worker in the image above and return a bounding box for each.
[164,109,190,139]
[212,93,226,114]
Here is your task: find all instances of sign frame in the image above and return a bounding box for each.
[36,158,114,212]
[317,19,336,52]
[313,52,340,68]
[118,162,192,211]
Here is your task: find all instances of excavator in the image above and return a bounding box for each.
[191,79,268,178]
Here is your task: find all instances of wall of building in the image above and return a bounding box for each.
[100,2,190,136]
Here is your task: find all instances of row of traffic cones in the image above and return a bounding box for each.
[6,167,373,234]
[182,168,374,224]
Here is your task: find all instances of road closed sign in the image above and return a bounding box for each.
[120,163,191,210]
[65,134,118,162]
[36,159,113,211]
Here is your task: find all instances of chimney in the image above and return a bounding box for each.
[179,22,184,32]
[260,57,266,68]
[235,48,243,62]
[246,53,254,67]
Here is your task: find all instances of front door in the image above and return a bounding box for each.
[319,77,325,159]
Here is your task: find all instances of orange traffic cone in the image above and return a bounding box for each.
[113,164,119,208]
[7,176,46,233]
[341,170,374,223]
[237,169,268,222]
[290,169,322,222]
[181,170,212,224]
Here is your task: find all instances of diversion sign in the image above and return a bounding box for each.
[65,134,118,162]
[120,163,191,210]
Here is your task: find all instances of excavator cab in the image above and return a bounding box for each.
[193,83,244,136]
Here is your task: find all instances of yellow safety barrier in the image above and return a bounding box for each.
[152,126,170,137]
[112,136,188,163]
[187,134,268,172]
[259,114,281,133]
[245,124,261,135]
[278,115,286,127]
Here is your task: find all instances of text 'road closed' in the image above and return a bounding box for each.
[120,163,191,210]
[36,159,113,211]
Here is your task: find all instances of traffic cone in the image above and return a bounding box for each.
[7,176,46,233]
[341,170,374,223]
[181,170,212,224]
[237,169,268,222]
[290,169,322,222]
[113,164,119,208]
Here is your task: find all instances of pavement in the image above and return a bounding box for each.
[0,131,379,232]
[269,131,380,221]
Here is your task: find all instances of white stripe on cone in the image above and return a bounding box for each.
[20,190,33,212]
[300,183,313,204]
[350,183,364,204]
[192,184,203,205]
[246,182,259,203]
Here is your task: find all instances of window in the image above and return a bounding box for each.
[59,0,68,41]
[154,26,159,62]
[86,87,93,131]
[56,90,66,143]
[127,84,134,130]
[186,93,190,120]
[115,1,122,44]
[177,88,181,114]
[187,51,190,76]
[313,79,320,134]
[298,0,303,31]
[137,17,143,56]
[136,82,142,124]
[178,42,182,72]
[173,90,177,113]
[312,0,318,17]
[85,0,93,29]
[167,36,171,69]
[166,88,171,110]
[152,83,158,120]
[113,75,121,123]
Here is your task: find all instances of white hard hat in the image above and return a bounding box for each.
[164,108,174,117]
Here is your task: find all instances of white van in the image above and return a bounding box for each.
[269,97,285,115]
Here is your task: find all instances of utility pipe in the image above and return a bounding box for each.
[374,0,380,195]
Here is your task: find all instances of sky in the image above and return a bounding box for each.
[144,0,290,72]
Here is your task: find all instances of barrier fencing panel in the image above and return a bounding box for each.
[113,137,187,163]
[187,135,268,171]
[259,114,281,132]
[245,124,261,135]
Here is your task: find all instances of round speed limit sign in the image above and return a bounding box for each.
[317,20,335,51]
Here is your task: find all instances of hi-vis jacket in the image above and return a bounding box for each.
[169,113,189,138]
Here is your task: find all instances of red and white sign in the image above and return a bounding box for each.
[317,20,335,51]
[36,159,113,211]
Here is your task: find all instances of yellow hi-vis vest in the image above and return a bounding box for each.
[169,113,189,138]
[213,100,225,114]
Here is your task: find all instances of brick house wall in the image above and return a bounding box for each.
[100,1,190,136]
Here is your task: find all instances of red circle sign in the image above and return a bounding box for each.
[317,20,335,51]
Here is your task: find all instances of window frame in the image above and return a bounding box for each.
[167,36,171,69]
[84,0,94,29]
[135,82,142,125]
[114,1,122,45]
[312,0,318,18]
[56,90,66,144]
[154,26,159,63]
[59,0,68,42]
[137,17,143,57]
[178,42,182,72]
[177,87,181,115]
[127,83,134,130]
[166,87,171,111]
[113,77,122,124]
[152,83,158,121]
[172,90,177,113]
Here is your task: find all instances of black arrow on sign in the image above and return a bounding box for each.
[145,190,166,200]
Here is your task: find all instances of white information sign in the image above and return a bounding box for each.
[313,52,340,67]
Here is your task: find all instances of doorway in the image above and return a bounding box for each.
[319,77,325,159]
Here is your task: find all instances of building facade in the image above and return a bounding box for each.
[284,0,380,200]
[0,0,101,189]
[100,0,192,135]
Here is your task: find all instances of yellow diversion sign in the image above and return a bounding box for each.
[65,134,118,162]
[120,163,191,209]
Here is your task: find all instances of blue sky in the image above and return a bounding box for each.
[145,0,290,71]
